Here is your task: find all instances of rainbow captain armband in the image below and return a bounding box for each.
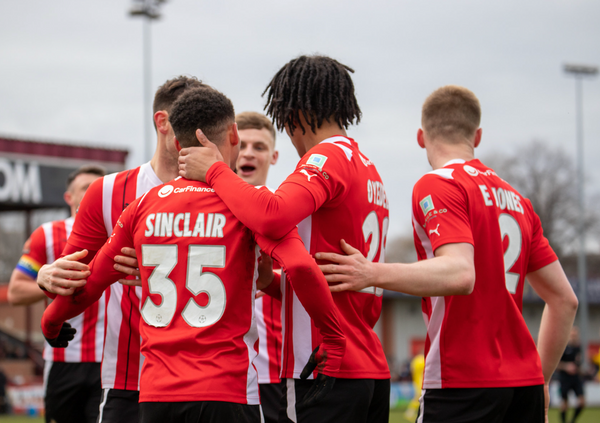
[15,256,42,279]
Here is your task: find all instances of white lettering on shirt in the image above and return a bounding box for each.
[479,185,493,206]
[367,179,389,210]
[145,212,226,238]
[485,187,524,214]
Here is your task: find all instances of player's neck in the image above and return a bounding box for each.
[428,143,475,170]
[150,144,180,184]
[301,123,348,152]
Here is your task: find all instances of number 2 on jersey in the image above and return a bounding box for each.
[359,211,389,296]
[141,244,226,328]
[499,214,522,294]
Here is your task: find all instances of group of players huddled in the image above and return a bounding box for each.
[8,55,579,423]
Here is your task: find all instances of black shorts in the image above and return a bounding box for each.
[417,385,544,423]
[559,373,584,399]
[43,361,101,423]
[97,388,139,423]
[260,382,284,423]
[139,400,261,423]
[280,378,390,423]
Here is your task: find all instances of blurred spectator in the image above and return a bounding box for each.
[556,327,585,423]
[404,348,425,421]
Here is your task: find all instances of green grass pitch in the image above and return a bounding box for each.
[0,408,599,422]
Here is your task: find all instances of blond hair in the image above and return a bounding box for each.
[235,112,276,147]
[422,85,481,142]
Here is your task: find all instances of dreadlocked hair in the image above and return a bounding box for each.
[262,55,362,135]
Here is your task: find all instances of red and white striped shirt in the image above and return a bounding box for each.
[63,162,162,390]
[254,290,282,384]
[16,217,105,363]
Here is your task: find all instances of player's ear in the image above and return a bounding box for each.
[154,111,169,135]
[271,150,279,165]
[417,129,426,149]
[473,128,482,148]
[229,123,240,147]
[174,137,182,152]
[63,191,74,207]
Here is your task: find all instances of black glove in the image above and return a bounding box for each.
[44,322,76,348]
[297,346,336,410]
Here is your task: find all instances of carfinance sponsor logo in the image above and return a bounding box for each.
[420,195,435,216]
[158,185,174,198]
[173,186,214,194]
[463,165,497,178]
[463,165,479,176]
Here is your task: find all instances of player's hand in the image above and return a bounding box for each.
[37,250,90,296]
[316,239,374,293]
[114,247,142,287]
[297,346,336,409]
[256,251,274,290]
[44,322,77,348]
[543,383,550,423]
[178,129,225,182]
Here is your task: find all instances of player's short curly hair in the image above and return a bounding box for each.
[422,85,481,141]
[169,87,235,148]
[263,55,361,136]
[153,75,207,115]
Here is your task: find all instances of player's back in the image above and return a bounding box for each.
[413,159,556,388]
[283,136,390,379]
[123,177,260,404]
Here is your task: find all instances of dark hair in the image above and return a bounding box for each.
[66,165,106,189]
[236,111,276,146]
[169,87,235,148]
[153,75,207,115]
[263,55,361,135]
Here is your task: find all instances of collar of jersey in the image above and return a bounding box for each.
[442,158,466,167]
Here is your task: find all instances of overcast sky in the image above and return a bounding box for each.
[1,0,599,239]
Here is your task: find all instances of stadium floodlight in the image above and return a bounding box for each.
[128,0,168,162]
[563,62,598,370]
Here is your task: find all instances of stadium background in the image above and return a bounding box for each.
[0,0,599,419]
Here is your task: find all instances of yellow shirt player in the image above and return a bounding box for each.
[405,353,425,421]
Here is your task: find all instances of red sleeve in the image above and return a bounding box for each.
[41,203,137,339]
[255,230,346,376]
[412,173,474,252]
[261,272,281,300]
[206,143,352,239]
[63,176,108,259]
[525,200,558,273]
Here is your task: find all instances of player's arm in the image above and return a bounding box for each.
[41,249,122,343]
[8,269,47,306]
[37,177,107,296]
[256,231,346,376]
[319,239,475,297]
[42,204,137,344]
[179,130,328,239]
[8,228,48,305]
[527,261,578,386]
